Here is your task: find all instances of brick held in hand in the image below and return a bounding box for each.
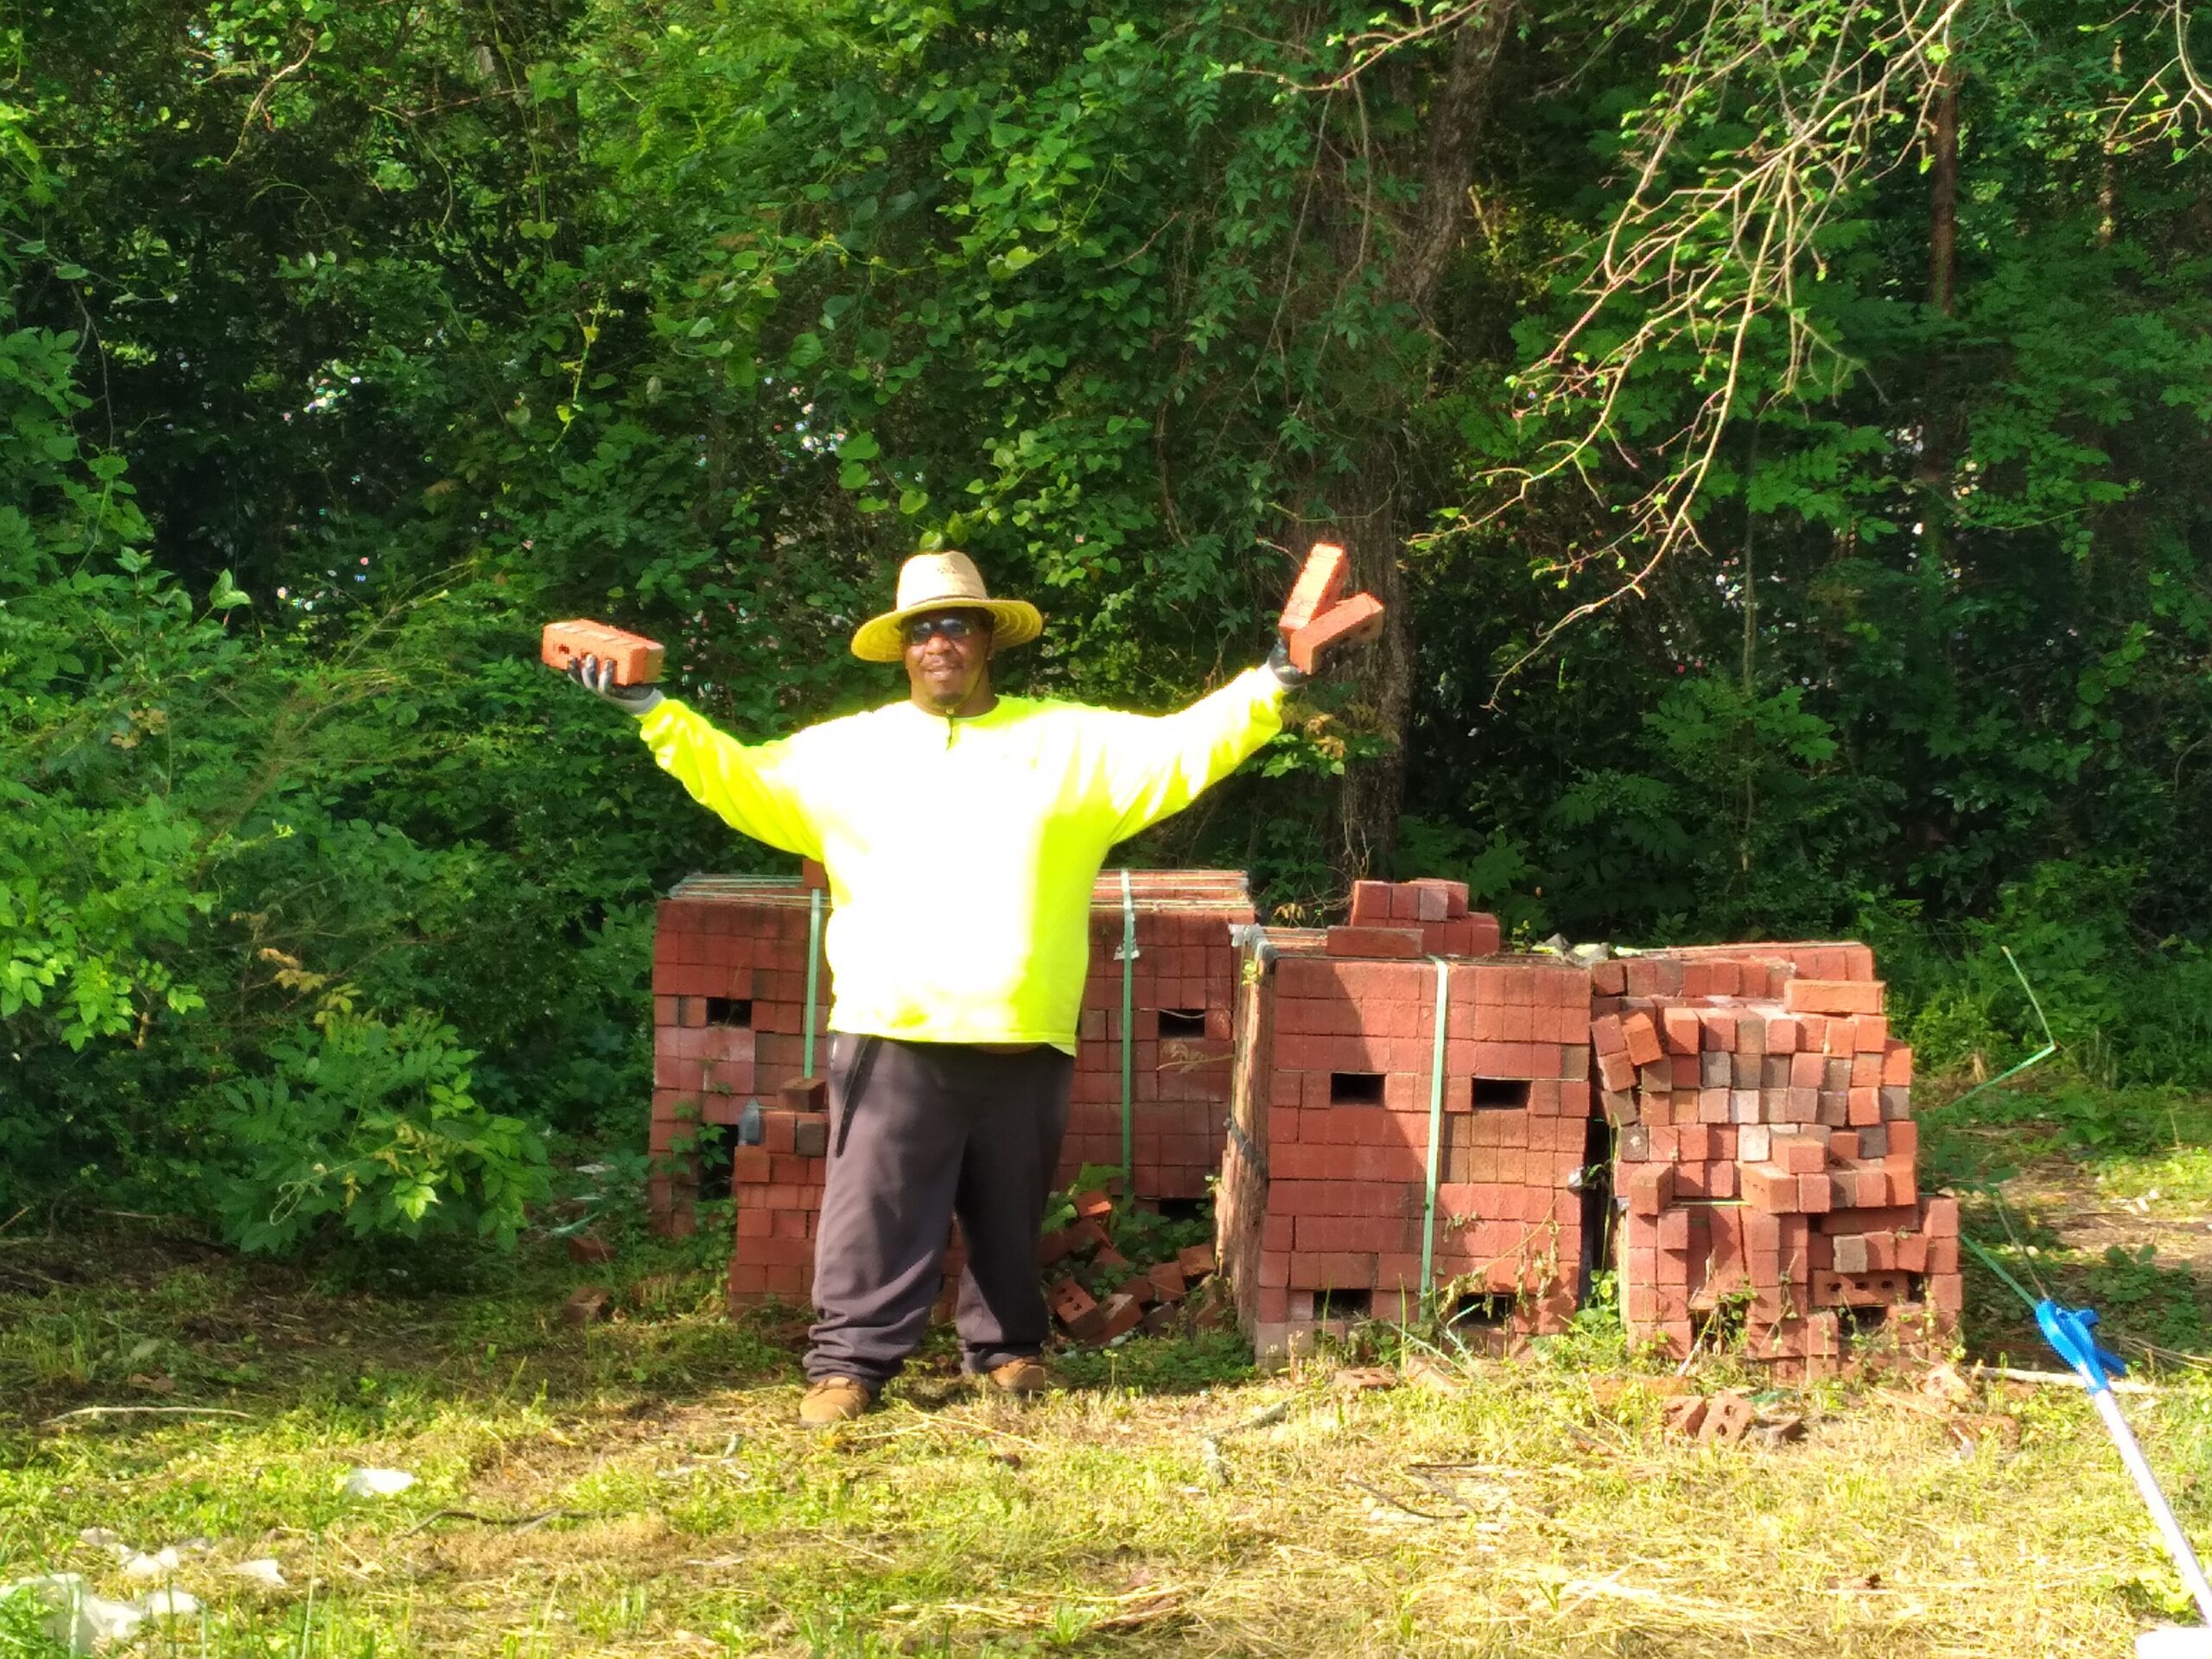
[541,619,666,684]
[1288,592,1386,675]
[1279,543,1351,639]
[791,1115,830,1159]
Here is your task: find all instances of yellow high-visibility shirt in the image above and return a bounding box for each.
[636,666,1285,1051]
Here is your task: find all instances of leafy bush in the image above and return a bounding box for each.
[208,1007,550,1253]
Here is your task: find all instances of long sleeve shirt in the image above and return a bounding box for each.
[637,665,1286,1051]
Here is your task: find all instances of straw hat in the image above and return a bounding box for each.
[849,550,1044,663]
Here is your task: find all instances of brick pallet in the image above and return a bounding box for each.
[651,872,831,1235]
[695,870,1251,1310]
[1594,943,1962,1376]
[1068,870,1252,1200]
[1216,882,1598,1365]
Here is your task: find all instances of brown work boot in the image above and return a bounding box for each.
[798,1376,875,1428]
[981,1357,1053,1396]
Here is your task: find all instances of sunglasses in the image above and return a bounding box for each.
[902,613,989,648]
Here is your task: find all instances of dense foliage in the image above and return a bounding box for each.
[5,0,2209,1247]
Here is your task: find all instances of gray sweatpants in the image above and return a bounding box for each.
[806,1034,1074,1386]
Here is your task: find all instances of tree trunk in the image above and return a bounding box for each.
[1928,64,1960,315]
[1311,4,1512,885]
[1916,58,1962,580]
[1293,449,1413,886]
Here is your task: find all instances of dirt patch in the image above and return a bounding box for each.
[1998,1154,2212,1274]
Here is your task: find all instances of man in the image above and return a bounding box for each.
[570,550,1350,1426]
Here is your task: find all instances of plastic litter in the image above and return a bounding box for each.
[340,1466,416,1498]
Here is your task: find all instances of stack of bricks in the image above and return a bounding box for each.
[709,869,1253,1311]
[1595,943,1962,1376]
[1216,884,1600,1365]
[1065,870,1254,1200]
[725,1083,836,1306]
[1338,876,1503,958]
[650,871,831,1235]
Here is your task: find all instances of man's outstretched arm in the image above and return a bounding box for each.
[569,653,821,858]
[1090,549,1383,842]
[1092,661,1296,846]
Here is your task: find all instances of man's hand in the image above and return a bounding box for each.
[1267,639,1311,688]
[567,653,665,715]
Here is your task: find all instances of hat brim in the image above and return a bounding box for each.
[850,598,1043,663]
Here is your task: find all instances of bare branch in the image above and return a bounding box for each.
[1423,0,1969,698]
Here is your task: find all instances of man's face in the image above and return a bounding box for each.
[901,607,995,712]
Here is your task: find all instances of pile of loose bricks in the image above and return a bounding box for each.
[1042,1189,1224,1345]
[1593,944,1960,1376]
[649,871,1250,1308]
[648,865,1960,1374]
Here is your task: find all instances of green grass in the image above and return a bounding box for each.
[1919,1071,2212,1370]
[3,1160,2212,1656]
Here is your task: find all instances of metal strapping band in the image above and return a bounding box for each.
[1119,868,1136,1188]
[1224,1114,1266,1182]
[804,887,824,1078]
[1420,955,1450,1298]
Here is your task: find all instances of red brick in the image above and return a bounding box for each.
[1288,593,1386,675]
[1325,925,1425,959]
[1772,1131,1827,1175]
[1661,1007,1701,1056]
[1280,543,1351,639]
[1783,979,1885,1016]
[1741,1163,1799,1213]
[541,618,665,684]
[1621,1013,1664,1067]
[1625,1164,1675,1216]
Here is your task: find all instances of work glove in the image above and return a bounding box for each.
[566,653,665,716]
[1267,638,1310,689]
